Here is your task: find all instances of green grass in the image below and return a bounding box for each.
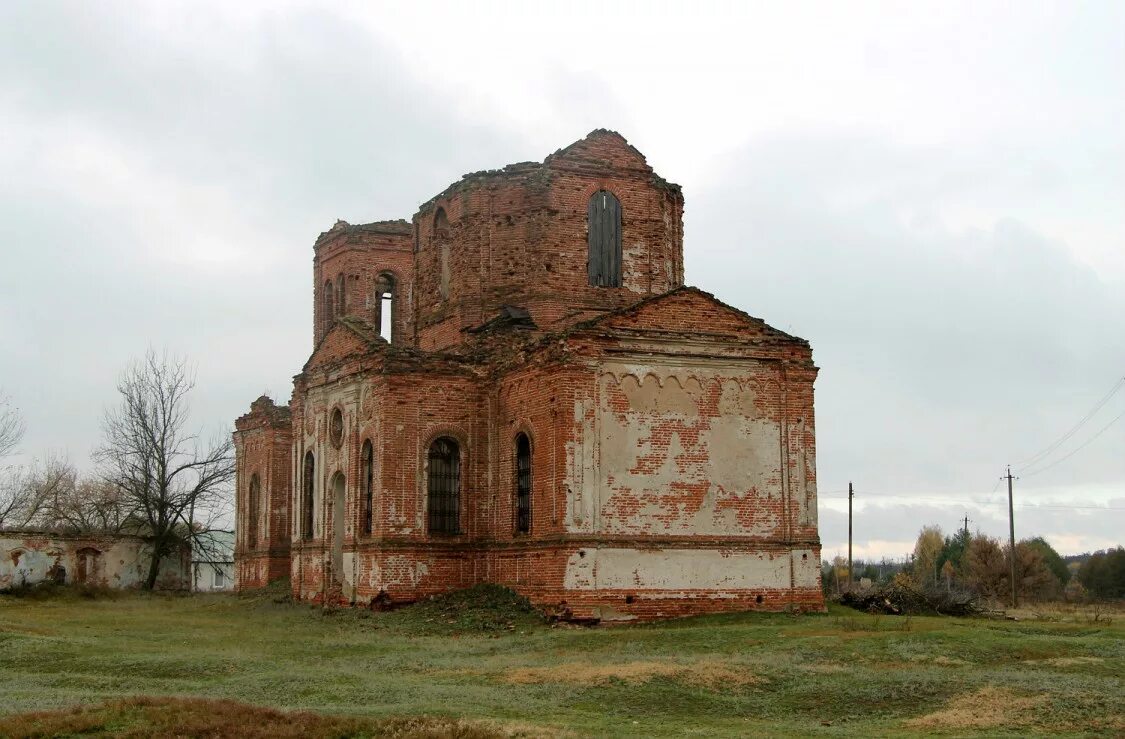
[0,587,1122,737]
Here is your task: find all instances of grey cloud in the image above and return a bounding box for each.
[0,3,526,465]
[689,134,1124,552]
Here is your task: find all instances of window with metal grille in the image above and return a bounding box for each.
[247,473,260,548]
[515,433,531,534]
[587,190,622,287]
[361,439,373,535]
[302,451,315,539]
[427,437,460,535]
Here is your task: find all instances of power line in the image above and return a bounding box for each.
[819,490,1125,511]
[1021,408,1125,477]
[1014,375,1125,471]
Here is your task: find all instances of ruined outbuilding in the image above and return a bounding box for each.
[1,531,189,591]
[234,131,824,620]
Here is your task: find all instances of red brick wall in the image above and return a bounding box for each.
[233,397,292,589]
[412,131,685,351]
[312,222,413,348]
[234,132,825,620]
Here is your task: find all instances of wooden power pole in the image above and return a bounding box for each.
[847,481,854,589]
[1005,466,1018,607]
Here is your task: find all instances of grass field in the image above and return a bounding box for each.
[0,586,1122,737]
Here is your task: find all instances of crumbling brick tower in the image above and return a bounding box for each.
[234,130,824,620]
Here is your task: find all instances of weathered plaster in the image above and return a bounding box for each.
[564,547,820,591]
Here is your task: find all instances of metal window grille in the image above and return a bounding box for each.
[428,438,460,535]
[247,474,260,548]
[587,190,622,287]
[362,440,373,536]
[302,452,315,539]
[515,434,531,534]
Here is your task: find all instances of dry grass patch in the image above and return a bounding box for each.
[905,686,1048,730]
[931,655,971,666]
[1024,656,1104,667]
[797,662,847,674]
[0,696,541,739]
[504,660,759,689]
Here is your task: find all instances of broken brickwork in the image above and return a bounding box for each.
[234,130,824,620]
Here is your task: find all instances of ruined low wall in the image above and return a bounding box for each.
[0,531,189,591]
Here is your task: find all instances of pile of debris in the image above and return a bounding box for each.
[840,580,994,617]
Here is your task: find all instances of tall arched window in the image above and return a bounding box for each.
[302,451,315,539]
[336,273,346,316]
[427,437,460,535]
[361,439,374,535]
[587,190,622,287]
[247,473,261,548]
[433,207,450,238]
[375,272,395,343]
[515,433,531,534]
[434,208,450,299]
[323,281,335,332]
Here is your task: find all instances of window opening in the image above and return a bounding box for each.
[515,433,531,534]
[427,437,460,535]
[361,439,374,535]
[302,451,315,539]
[587,190,622,287]
[323,281,335,331]
[247,474,261,548]
[375,273,395,343]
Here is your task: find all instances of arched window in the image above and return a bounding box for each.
[375,272,395,343]
[323,281,335,332]
[433,207,450,239]
[247,474,261,548]
[361,439,374,535]
[427,437,460,535]
[434,208,451,299]
[515,433,531,534]
[587,190,622,287]
[302,451,315,539]
[336,274,346,317]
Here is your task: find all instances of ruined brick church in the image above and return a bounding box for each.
[234,130,824,620]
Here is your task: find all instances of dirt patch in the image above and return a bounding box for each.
[905,686,1048,730]
[504,660,760,689]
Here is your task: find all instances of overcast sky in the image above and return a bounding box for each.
[1,1,1122,559]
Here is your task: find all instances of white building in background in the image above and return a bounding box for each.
[192,530,234,592]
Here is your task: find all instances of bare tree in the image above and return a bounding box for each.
[0,391,34,528]
[0,391,25,459]
[94,350,235,589]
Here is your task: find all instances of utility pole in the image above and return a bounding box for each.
[847,482,854,589]
[962,514,971,538]
[1005,466,1017,607]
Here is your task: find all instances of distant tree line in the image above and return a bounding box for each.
[823,525,1125,603]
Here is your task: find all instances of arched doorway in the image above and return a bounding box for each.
[331,472,345,586]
